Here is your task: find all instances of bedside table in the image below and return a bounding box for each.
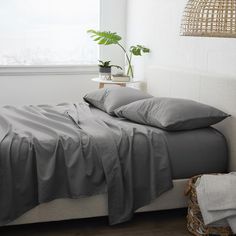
[91,78,141,89]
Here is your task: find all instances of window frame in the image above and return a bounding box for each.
[0,65,98,76]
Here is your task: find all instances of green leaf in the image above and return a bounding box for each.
[130,46,141,56]
[130,45,150,56]
[87,29,122,45]
[98,38,108,45]
[98,59,122,70]
[94,37,101,41]
[98,60,112,67]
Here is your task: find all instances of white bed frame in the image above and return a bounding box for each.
[8,66,236,225]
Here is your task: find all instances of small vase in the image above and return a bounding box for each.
[125,64,134,79]
[99,66,111,80]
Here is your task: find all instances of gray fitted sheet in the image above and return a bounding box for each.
[91,107,228,179]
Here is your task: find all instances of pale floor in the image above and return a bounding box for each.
[0,209,191,236]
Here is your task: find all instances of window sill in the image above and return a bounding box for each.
[0,65,98,76]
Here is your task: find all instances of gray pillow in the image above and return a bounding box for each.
[83,87,152,115]
[114,97,230,131]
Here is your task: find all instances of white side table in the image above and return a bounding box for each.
[91,78,140,89]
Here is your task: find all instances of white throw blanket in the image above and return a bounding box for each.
[196,173,236,233]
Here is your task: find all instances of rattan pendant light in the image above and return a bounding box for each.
[180,0,236,38]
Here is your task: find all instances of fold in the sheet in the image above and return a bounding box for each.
[0,102,173,225]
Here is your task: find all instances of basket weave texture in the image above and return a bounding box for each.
[185,175,233,236]
[180,0,236,38]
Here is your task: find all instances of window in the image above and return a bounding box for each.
[0,0,99,66]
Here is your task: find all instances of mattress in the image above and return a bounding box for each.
[91,107,228,179]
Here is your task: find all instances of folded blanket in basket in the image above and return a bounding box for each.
[196,173,236,233]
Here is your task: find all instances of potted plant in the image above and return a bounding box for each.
[87,30,150,78]
[98,60,122,80]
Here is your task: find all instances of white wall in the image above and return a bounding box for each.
[0,72,98,106]
[100,0,127,70]
[0,0,127,105]
[126,0,236,80]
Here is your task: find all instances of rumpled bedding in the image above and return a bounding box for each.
[0,102,173,225]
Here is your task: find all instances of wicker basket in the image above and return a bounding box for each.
[185,175,233,236]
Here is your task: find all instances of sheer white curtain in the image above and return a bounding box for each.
[0,0,99,65]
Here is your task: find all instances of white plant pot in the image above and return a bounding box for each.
[99,73,111,80]
[99,67,111,80]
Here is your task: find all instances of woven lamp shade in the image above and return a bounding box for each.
[180,0,236,38]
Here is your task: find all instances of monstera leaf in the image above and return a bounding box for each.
[130,45,150,56]
[87,30,122,45]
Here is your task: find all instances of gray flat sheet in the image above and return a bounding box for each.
[0,103,173,226]
[90,107,228,179]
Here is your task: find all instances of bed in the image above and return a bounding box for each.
[2,67,236,226]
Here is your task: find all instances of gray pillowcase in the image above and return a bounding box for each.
[114,97,230,131]
[83,87,152,115]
